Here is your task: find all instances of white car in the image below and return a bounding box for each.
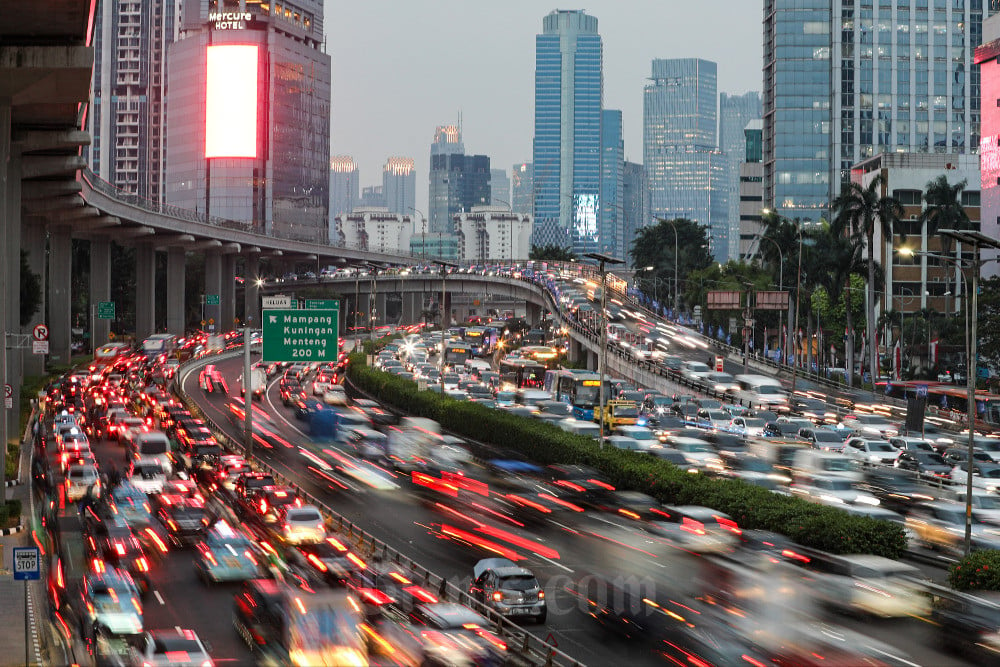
[730,416,766,438]
[679,361,712,384]
[128,457,167,495]
[130,628,214,667]
[808,554,929,618]
[279,505,327,544]
[950,462,1000,494]
[323,385,348,406]
[790,474,880,507]
[666,437,722,472]
[840,414,899,438]
[843,438,898,466]
[65,464,101,501]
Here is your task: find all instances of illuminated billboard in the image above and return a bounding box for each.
[205,44,259,159]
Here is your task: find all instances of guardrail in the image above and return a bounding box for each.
[172,350,583,667]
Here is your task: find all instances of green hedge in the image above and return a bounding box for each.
[346,354,906,558]
[0,499,22,526]
[949,550,1000,591]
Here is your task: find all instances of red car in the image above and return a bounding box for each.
[198,365,228,393]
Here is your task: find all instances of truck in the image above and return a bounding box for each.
[594,399,639,430]
[238,365,267,399]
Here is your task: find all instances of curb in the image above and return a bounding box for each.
[3,479,21,488]
[0,521,25,536]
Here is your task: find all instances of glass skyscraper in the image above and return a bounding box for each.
[383,157,416,216]
[429,153,491,233]
[644,58,728,260]
[329,156,359,228]
[600,109,625,259]
[622,161,648,264]
[532,9,603,253]
[720,92,762,260]
[764,0,991,220]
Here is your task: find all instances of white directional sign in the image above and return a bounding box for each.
[262,295,292,309]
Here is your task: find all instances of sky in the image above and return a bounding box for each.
[325,1,763,214]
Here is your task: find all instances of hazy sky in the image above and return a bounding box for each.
[326,1,763,213]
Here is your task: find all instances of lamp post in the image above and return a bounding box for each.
[585,252,624,449]
[653,218,681,315]
[433,259,459,392]
[789,223,806,393]
[758,235,792,368]
[409,207,426,263]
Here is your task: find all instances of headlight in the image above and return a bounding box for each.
[855,495,880,506]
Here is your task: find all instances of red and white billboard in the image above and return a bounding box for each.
[205,44,259,159]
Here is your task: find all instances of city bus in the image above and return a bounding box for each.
[548,369,610,421]
[93,342,131,368]
[878,380,1000,431]
[442,341,472,369]
[517,345,561,368]
[499,358,547,391]
[463,326,499,357]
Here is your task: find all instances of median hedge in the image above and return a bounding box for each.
[949,551,1000,591]
[346,353,906,558]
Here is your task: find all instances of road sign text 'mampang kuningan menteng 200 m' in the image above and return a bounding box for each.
[261,307,339,363]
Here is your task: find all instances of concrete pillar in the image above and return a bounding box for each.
[3,137,21,438]
[135,245,156,340]
[525,301,542,325]
[204,251,222,333]
[245,253,260,327]
[21,221,46,376]
[90,237,112,349]
[222,254,236,331]
[375,293,387,329]
[587,350,599,372]
[49,224,74,366]
[166,247,185,337]
[402,292,418,324]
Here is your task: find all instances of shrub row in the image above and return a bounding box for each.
[346,353,906,558]
[949,550,1000,591]
[0,499,22,526]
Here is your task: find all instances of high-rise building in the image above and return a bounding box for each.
[720,92,762,260]
[511,162,534,215]
[165,2,331,241]
[739,120,765,260]
[431,124,465,156]
[643,58,728,260]
[490,169,510,207]
[600,109,625,259]
[622,161,648,263]
[88,0,181,201]
[383,157,416,216]
[532,9,603,253]
[329,156,359,226]
[763,0,992,221]
[429,153,491,234]
[360,185,385,209]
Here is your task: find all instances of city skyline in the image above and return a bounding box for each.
[326,1,762,222]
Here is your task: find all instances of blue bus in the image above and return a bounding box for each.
[548,369,609,421]
[463,326,499,357]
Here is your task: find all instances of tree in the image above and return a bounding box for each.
[529,244,576,262]
[19,250,41,327]
[977,277,1000,372]
[921,175,971,316]
[832,174,903,385]
[630,218,713,309]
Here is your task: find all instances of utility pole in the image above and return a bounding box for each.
[585,253,624,448]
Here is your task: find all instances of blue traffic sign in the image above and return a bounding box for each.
[12,546,40,581]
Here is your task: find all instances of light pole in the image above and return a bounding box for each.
[789,223,806,392]
[585,252,624,448]
[654,218,681,315]
[409,207,427,263]
[758,235,792,368]
[433,259,459,392]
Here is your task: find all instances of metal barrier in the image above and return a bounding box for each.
[172,350,583,667]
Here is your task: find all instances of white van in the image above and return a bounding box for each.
[559,418,601,439]
[128,430,173,475]
[734,374,788,411]
[792,449,862,482]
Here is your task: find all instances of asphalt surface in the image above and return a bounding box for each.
[184,354,975,667]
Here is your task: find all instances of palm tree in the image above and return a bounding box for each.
[832,174,903,386]
[813,231,868,386]
[921,176,971,316]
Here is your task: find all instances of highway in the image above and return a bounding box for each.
[184,353,974,667]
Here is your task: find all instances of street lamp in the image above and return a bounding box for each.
[408,207,427,263]
[653,218,681,316]
[757,235,791,368]
[585,252,624,449]
[433,259,459,392]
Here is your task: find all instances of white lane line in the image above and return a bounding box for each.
[536,555,574,573]
[154,590,165,605]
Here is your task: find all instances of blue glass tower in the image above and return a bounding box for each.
[600,109,624,259]
[532,10,603,254]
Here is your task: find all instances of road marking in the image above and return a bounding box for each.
[536,555,573,573]
[154,590,165,605]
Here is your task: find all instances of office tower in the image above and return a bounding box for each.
[165,1,331,241]
[720,92,762,260]
[490,169,511,207]
[330,156,359,223]
[532,9,603,253]
[383,157,416,216]
[89,0,181,200]
[429,153,491,234]
[600,109,625,259]
[644,58,728,260]
[360,185,385,209]
[431,124,465,156]
[622,161,648,263]
[739,120,765,260]
[511,162,534,215]
[763,0,991,220]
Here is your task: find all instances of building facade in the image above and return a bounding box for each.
[764,0,992,221]
[490,169,511,207]
[643,58,728,261]
[165,1,331,241]
[335,208,414,254]
[329,156,359,227]
[511,162,534,215]
[429,153,491,234]
[360,185,385,209]
[455,206,533,262]
[532,9,603,253]
[383,157,416,216]
[720,91,762,260]
[89,0,181,201]
[600,109,625,260]
[739,120,765,260]
[622,161,648,264]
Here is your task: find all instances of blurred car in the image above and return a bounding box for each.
[469,558,546,623]
[130,628,214,667]
[798,427,847,451]
[950,461,1000,494]
[730,416,766,438]
[702,371,739,394]
[645,505,741,553]
[276,505,326,544]
[82,516,152,596]
[157,495,210,547]
[194,520,264,584]
[843,437,898,466]
[840,413,899,438]
[790,474,881,507]
[895,450,952,478]
[906,501,1000,554]
[285,537,367,586]
[66,463,101,501]
[789,396,838,424]
[198,365,227,393]
[931,590,1000,660]
[856,469,936,514]
[81,565,144,637]
[107,483,153,528]
[127,457,167,495]
[380,603,507,667]
[803,553,929,618]
[664,437,722,472]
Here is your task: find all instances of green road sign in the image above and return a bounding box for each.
[206,294,220,305]
[262,307,339,363]
[305,299,338,310]
[97,301,115,319]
